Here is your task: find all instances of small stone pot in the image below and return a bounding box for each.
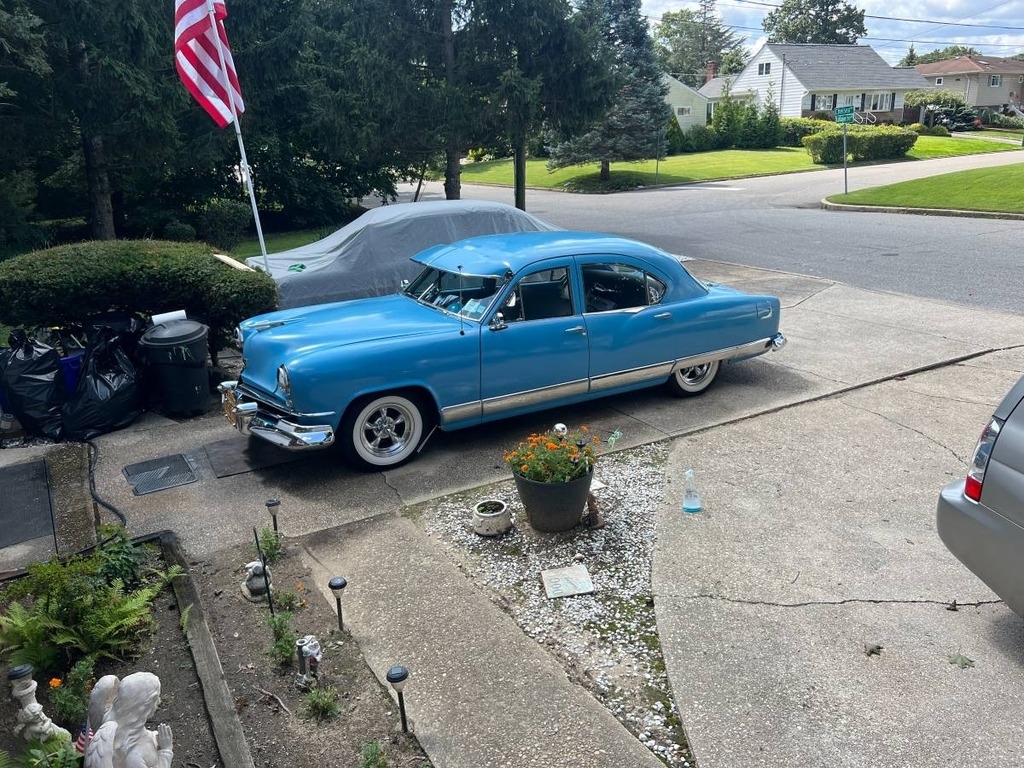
[472,499,512,537]
[513,469,593,533]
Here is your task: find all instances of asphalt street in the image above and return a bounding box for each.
[407,149,1024,316]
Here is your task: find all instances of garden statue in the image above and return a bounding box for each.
[84,672,173,768]
[241,560,273,601]
[7,664,72,745]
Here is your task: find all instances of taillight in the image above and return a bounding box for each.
[964,417,1002,502]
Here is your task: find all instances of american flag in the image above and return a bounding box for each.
[74,723,93,753]
[174,0,244,128]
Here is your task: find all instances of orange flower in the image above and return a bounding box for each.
[521,464,529,472]
[580,425,588,432]
[49,678,61,689]
[546,442,558,450]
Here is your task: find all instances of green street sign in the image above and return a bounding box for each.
[835,105,855,124]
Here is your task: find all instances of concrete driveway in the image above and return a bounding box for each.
[3,260,1023,766]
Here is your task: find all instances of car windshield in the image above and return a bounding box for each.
[403,266,505,321]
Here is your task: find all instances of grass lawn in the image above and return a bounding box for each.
[828,164,1024,213]
[231,227,331,259]
[458,135,1017,190]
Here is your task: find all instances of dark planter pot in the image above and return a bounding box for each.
[513,470,593,533]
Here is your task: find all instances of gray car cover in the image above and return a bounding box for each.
[247,200,557,309]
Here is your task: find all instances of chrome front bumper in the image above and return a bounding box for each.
[218,381,335,451]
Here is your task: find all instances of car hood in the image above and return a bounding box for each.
[239,295,459,394]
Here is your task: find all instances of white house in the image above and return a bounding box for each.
[916,56,1024,111]
[705,44,931,123]
[663,74,708,132]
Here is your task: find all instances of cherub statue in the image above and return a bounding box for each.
[84,672,173,768]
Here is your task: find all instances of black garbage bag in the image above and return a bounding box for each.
[0,329,67,440]
[62,326,142,441]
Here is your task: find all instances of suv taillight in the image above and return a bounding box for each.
[964,417,1003,502]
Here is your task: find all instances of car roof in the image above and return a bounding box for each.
[413,231,681,277]
[995,375,1024,421]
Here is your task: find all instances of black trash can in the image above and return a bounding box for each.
[138,319,210,415]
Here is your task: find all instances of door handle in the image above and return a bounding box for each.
[565,326,587,335]
[654,312,672,319]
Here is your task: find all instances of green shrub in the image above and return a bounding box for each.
[302,683,341,721]
[0,543,181,672]
[907,122,926,133]
[193,198,252,251]
[361,742,389,768]
[802,125,917,164]
[266,611,296,666]
[802,131,848,164]
[48,657,95,729]
[20,738,81,768]
[988,111,1024,129]
[163,219,196,242]
[0,240,278,356]
[665,116,687,155]
[256,527,284,564]
[683,124,721,153]
[778,118,832,147]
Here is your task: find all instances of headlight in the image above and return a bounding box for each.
[233,325,244,350]
[277,365,291,395]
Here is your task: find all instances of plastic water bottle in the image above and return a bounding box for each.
[683,469,702,513]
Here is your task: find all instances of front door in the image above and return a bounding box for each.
[480,264,589,419]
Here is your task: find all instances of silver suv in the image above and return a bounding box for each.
[937,375,1024,617]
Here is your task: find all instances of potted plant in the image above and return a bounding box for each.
[503,423,598,532]
[472,498,511,537]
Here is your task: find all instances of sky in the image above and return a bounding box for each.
[641,0,1024,65]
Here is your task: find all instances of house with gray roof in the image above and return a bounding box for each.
[663,74,709,132]
[915,56,1024,111]
[708,43,931,123]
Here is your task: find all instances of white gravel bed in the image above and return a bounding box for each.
[416,442,694,767]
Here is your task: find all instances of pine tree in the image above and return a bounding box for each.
[547,0,670,181]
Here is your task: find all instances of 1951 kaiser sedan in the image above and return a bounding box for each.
[219,231,786,470]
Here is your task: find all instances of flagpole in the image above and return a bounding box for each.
[204,0,269,272]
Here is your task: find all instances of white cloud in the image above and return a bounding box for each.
[642,0,1024,64]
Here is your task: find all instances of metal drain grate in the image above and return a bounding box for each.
[123,453,199,496]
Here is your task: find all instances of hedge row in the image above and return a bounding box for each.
[0,240,278,355]
[801,126,918,164]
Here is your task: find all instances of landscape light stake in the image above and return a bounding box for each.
[386,665,410,733]
[261,551,275,616]
[266,498,280,533]
[328,576,348,632]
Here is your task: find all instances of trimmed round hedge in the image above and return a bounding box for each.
[0,240,278,355]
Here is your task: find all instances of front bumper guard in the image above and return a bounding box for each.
[218,381,335,451]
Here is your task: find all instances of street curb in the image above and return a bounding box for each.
[820,199,1024,220]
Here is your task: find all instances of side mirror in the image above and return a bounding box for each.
[489,312,508,331]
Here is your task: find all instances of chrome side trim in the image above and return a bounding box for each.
[670,337,777,374]
[482,379,589,417]
[590,362,675,392]
[441,401,483,423]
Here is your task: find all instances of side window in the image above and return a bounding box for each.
[504,267,573,321]
[582,263,666,312]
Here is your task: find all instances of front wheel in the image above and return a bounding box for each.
[666,360,720,397]
[340,393,431,470]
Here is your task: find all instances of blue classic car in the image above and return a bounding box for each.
[219,231,786,470]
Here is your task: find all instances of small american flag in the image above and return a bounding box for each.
[74,723,93,753]
[174,0,245,127]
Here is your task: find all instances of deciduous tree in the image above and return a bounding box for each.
[762,0,866,45]
[654,6,746,88]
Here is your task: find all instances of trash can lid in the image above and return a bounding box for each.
[139,319,208,347]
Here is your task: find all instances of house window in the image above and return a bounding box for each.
[935,77,943,85]
[814,93,835,110]
[990,75,1002,87]
[867,92,893,111]
[676,106,690,116]
[758,62,771,76]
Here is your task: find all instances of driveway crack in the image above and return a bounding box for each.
[840,399,966,464]
[678,593,1002,609]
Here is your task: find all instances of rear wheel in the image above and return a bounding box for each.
[666,360,720,397]
[340,393,431,470]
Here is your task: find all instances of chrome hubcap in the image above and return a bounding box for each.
[363,406,410,455]
[681,363,711,385]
